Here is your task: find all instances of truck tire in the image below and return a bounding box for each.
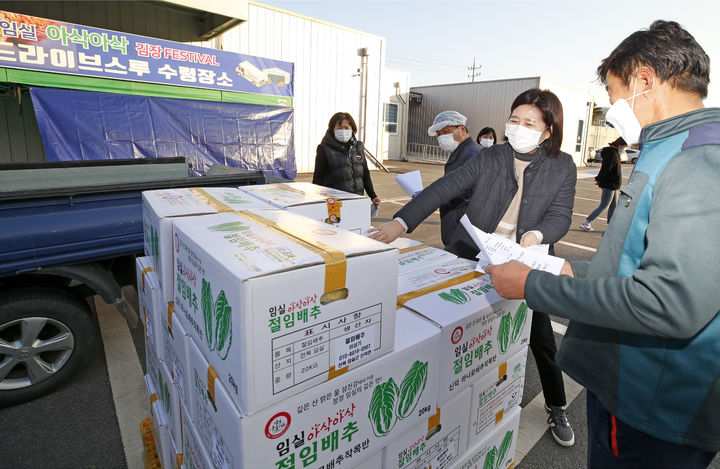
[0,287,97,407]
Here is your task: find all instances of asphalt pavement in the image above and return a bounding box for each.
[3,159,719,469]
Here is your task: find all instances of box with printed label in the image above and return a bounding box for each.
[185,308,440,469]
[397,264,531,405]
[383,387,471,469]
[181,401,214,469]
[396,244,458,277]
[238,182,371,234]
[159,361,182,448]
[389,237,423,250]
[162,310,191,407]
[144,374,175,469]
[173,209,398,415]
[142,187,276,301]
[468,348,527,447]
[447,406,520,469]
[136,256,166,376]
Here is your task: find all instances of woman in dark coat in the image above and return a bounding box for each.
[312,112,380,211]
[370,89,577,447]
[580,137,625,231]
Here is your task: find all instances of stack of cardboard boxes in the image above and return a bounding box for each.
[136,183,531,469]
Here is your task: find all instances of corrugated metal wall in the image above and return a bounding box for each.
[0,90,45,163]
[206,3,386,173]
[408,78,540,150]
[408,77,593,165]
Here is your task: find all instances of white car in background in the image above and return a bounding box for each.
[591,147,640,164]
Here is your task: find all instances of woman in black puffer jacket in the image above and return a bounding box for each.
[312,112,380,211]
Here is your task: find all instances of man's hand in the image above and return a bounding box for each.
[484,260,531,299]
[368,220,405,243]
[372,198,381,207]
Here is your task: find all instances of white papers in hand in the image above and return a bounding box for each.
[395,171,423,197]
[460,215,565,275]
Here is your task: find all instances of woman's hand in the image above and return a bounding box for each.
[372,198,381,207]
[519,231,539,247]
[368,220,405,243]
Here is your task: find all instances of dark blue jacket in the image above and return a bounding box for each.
[440,138,482,244]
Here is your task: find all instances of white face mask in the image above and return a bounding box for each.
[505,123,545,153]
[438,132,460,152]
[604,78,653,145]
[334,129,352,143]
[479,138,494,148]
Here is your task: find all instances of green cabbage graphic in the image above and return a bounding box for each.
[201,279,215,351]
[498,312,512,354]
[496,430,513,469]
[208,221,250,232]
[483,446,497,469]
[214,290,233,360]
[397,361,428,419]
[439,288,469,305]
[510,303,527,344]
[368,378,399,437]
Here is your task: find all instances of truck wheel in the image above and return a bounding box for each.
[0,287,97,407]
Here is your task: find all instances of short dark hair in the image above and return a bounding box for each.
[510,88,564,157]
[328,112,357,133]
[476,127,497,143]
[597,20,710,98]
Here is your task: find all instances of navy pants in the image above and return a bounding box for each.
[587,391,717,468]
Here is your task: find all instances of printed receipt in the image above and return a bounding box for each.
[460,215,565,275]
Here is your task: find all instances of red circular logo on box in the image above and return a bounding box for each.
[265,412,291,439]
[451,326,463,344]
[434,268,450,275]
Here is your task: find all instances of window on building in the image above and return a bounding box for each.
[383,103,398,134]
[576,119,584,152]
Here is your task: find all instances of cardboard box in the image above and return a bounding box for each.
[398,265,531,405]
[238,182,371,234]
[142,187,275,301]
[181,401,214,469]
[159,361,182,448]
[468,348,527,447]
[136,256,165,375]
[185,308,440,469]
[447,406,520,469]
[173,209,398,415]
[383,387,471,469]
[162,310,191,407]
[144,374,176,469]
[389,237,423,250]
[396,244,458,277]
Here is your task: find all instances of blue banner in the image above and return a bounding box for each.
[30,87,297,179]
[0,10,293,98]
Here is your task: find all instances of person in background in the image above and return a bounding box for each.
[427,110,482,245]
[370,89,577,447]
[580,137,625,231]
[486,20,719,468]
[313,112,380,212]
[476,126,497,148]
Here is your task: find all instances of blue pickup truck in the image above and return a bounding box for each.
[0,158,266,406]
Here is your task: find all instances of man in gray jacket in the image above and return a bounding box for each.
[487,20,720,468]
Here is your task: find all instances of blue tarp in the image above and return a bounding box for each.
[30,87,296,179]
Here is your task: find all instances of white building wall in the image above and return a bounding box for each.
[381,68,410,161]
[204,2,386,173]
[539,78,594,166]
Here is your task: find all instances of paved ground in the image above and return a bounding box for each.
[3,159,719,469]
